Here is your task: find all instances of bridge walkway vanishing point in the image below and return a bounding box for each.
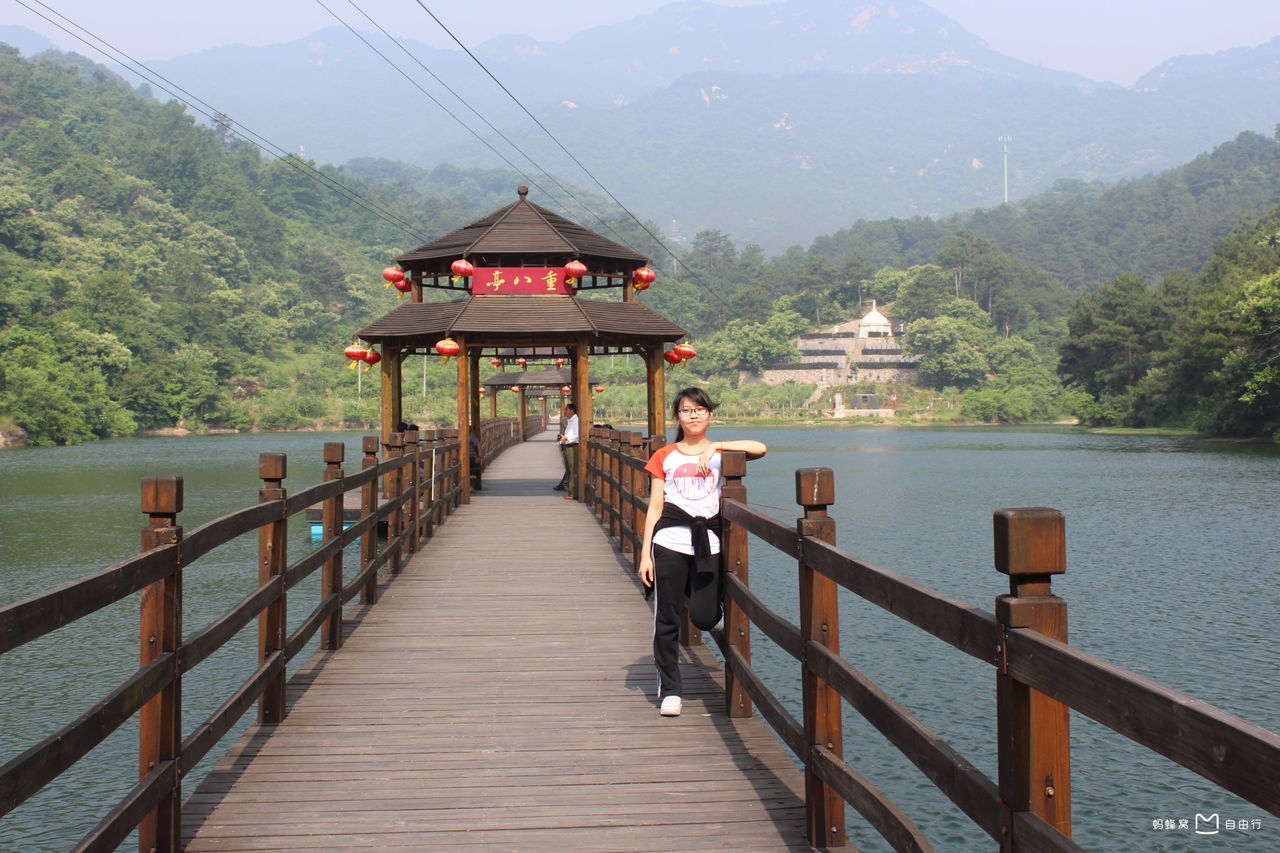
[183,431,810,852]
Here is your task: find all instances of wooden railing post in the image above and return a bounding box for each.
[441,428,459,512]
[994,507,1071,849]
[720,451,752,718]
[609,430,623,542]
[139,475,183,853]
[596,429,607,525]
[583,427,596,511]
[385,434,403,574]
[404,429,420,553]
[421,429,437,537]
[595,428,606,515]
[257,453,287,725]
[626,432,645,564]
[360,437,378,604]
[321,442,344,650]
[797,467,845,848]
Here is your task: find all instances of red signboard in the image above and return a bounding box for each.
[470,267,575,295]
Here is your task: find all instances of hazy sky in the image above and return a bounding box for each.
[7,0,1280,85]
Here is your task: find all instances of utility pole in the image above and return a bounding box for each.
[998,135,1013,204]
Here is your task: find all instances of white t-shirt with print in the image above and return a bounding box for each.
[644,443,721,556]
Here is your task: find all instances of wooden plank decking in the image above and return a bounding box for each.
[183,432,809,852]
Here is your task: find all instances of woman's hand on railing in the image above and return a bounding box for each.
[696,441,720,475]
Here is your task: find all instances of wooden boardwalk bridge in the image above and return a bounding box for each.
[181,433,809,851]
[4,422,1279,853]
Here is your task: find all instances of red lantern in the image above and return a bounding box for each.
[435,338,461,363]
[393,277,413,293]
[490,358,502,368]
[632,266,656,291]
[479,387,486,395]
[450,258,475,279]
[362,349,382,365]
[663,349,682,365]
[594,385,604,394]
[560,385,571,394]
[673,343,697,362]
[564,260,588,282]
[510,386,521,393]
[382,267,405,286]
[555,357,565,367]
[516,357,527,368]
[344,344,368,361]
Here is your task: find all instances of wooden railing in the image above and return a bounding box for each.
[0,420,519,853]
[584,429,1280,851]
[523,405,549,440]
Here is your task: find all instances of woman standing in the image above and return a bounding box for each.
[638,388,767,717]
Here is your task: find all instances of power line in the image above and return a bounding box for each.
[328,0,654,253]
[312,0,566,209]
[11,0,433,242]
[412,1,728,307]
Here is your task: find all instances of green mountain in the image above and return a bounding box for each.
[113,1,1280,250]
[1,42,1276,443]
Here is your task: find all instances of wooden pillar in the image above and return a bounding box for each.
[321,443,344,650]
[518,387,528,439]
[379,345,402,443]
[797,468,845,848]
[646,345,667,440]
[139,475,183,853]
[455,336,472,503]
[573,342,591,501]
[721,451,752,718]
[257,453,288,725]
[360,436,379,604]
[995,508,1071,848]
[469,350,482,444]
[489,389,497,418]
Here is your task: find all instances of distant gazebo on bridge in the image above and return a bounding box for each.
[355,186,687,499]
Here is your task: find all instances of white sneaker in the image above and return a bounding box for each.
[660,695,682,717]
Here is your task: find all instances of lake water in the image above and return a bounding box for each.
[2,428,1277,852]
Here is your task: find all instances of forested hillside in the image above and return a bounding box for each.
[1057,213,1280,435]
[645,140,1280,436]
[810,130,1280,292]
[1,47,1276,444]
[0,48,539,445]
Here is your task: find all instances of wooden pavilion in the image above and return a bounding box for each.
[481,367,579,435]
[356,186,687,500]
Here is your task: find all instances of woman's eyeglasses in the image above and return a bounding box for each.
[677,407,709,417]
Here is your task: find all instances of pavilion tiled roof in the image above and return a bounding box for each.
[482,368,573,388]
[393,187,649,277]
[357,295,686,344]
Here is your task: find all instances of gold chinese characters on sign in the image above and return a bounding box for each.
[470,267,575,295]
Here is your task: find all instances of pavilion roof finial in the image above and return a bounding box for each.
[517,184,529,198]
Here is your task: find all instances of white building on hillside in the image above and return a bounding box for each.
[754,301,920,387]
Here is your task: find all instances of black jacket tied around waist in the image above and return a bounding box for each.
[653,503,722,576]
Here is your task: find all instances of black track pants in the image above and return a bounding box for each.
[651,543,721,698]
